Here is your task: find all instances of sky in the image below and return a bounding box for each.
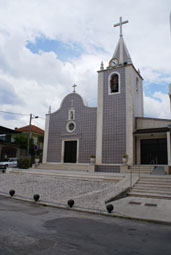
[0,0,170,130]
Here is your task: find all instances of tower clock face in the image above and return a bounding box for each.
[109,58,119,67]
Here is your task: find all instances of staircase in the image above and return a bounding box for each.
[36,163,94,172]
[129,176,171,200]
[128,165,154,174]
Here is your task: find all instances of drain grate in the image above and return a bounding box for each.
[129,201,142,205]
[144,203,157,207]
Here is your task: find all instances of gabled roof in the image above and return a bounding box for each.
[0,126,20,134]
[15,125,44,135]
[113,36,132,65]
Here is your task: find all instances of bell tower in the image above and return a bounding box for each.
[96,17,144,166]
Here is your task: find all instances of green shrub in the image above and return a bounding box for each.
[90,155,95,158]
[17,157,30,169]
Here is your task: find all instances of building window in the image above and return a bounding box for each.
[68,109,75,120]
[33,137,38,145]
[109,72,120,94]
[66,121,76,133]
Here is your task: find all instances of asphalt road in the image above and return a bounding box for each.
[0,196,171,255]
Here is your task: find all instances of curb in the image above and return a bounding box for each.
[1,193,171,226]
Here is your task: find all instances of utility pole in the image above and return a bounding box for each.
[27,114,38,157]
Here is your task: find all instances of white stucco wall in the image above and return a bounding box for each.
[96,71,104,164]
[125,65,135,166]
[167,131,171,165]
[42,114,50,163]
[136,117,171,129]
[133,73,144,117]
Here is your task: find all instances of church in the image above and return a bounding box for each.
[42,17,171,173]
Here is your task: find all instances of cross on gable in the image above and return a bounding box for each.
[114,17,128,36]
[72,84,77,93]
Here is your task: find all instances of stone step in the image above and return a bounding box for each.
[131,165,154,167]
[129,166,153,174]
[128,191,171,200]
[37,163,94,172]
[130,165,154,168]
[130,168,153,171]
[131,173,152,175]
[134,184,171,190]
[138,176,171,180]
[11,169,123,182]
[132,188,171,195]
[136,179,171,184]
[138,180,171,185]
[128,175,171,200]
[130,168,152,171]
[130,167,153,170]
[130,170,152,173]
[131,168,152,170]
[133,184,171,190]
[140,176,171,179]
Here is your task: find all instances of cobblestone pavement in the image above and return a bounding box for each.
[0,172,120,211]
[1,171,171,224]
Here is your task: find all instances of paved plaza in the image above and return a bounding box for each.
[0,169,123,212]
[0,168,171,224]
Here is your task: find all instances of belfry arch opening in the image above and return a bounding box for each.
[110,73,119,93]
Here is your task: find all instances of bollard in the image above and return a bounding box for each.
[9,190,15,197]
[106,204,114,213]
[67,199,74,208]
[33,194,40,202]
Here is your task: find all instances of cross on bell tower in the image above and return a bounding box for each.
[112,17,131,65]
[114,17,128,36]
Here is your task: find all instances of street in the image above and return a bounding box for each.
[0,196,171,255]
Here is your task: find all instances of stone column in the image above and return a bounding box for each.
[125,66,134,166]
[96,71,104,164]
[167,131,171,165]
[42,113,50,163]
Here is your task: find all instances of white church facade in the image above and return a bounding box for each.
[42,17,171,173]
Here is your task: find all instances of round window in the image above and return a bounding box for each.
[69,123,74,131]
[66,121,76,132]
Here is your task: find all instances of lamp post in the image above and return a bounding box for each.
[27,114,39,156]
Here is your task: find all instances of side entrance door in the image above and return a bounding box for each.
[64,141,77,163]
[141,138,167,164]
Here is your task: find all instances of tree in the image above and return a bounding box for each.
[12,133,35,155]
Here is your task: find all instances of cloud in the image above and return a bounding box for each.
[0,0,170,130]
[0,78,22,105]
[144,91,170,119]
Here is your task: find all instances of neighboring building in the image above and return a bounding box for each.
[0,126,23,160]
[15,125,44,153]
[43,18,171,172]
[0,124,44,161]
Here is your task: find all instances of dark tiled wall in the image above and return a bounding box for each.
[102,68,126,163]
[47,93,97,163]
[95,165,120,173]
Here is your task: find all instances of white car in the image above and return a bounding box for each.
[0,158,18,169]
